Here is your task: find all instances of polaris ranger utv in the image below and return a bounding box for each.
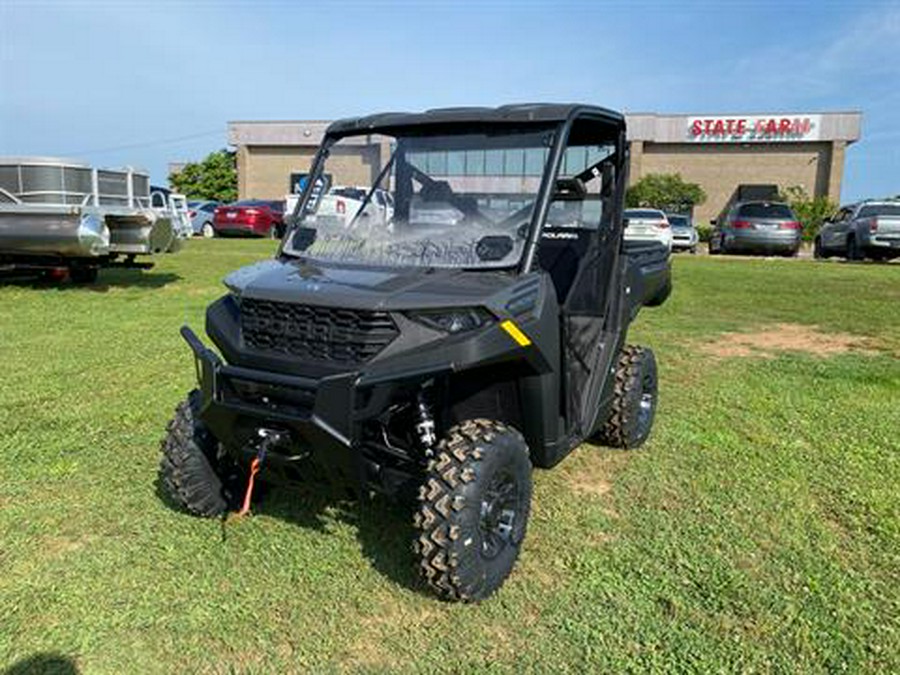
[160,104,671,601]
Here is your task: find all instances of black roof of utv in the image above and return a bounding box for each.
[325,103,625,137]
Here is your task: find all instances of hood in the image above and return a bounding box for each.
[225,258,514,310]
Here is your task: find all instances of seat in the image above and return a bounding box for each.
[537,229,591,303]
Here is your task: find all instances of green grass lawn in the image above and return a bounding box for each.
[1,242,898,673]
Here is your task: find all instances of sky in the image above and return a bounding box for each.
[1,0,898,201]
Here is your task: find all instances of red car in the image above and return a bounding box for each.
[213,200,285,238]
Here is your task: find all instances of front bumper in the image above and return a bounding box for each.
[181,325,373,482]
[671,229,697,250]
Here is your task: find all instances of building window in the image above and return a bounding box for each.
[427,151,447,176]
[524,148,547,176]
[504,148,525,176]
[447,151,465,175]
[465,150,485,175]
[485,150,504,176]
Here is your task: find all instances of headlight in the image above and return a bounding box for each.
[406,307,493,334]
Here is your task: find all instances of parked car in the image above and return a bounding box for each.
[815,200,900,261]
[213,199,285,238]
[285,186,394,228]
[623,208,672,251]
[709,201,801,256]
[666,213,698,253]
[187,200,219,238]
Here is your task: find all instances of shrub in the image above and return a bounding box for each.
[626,173,706,214]
[779,186,839,242]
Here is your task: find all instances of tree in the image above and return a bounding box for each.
[169,149,237,202]
[625,173,706,213]
[778,185,839,242]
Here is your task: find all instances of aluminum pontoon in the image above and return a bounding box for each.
[0,157,187,281]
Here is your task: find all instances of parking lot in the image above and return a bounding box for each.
[2,239,897,672]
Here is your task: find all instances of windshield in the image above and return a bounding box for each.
[625,209,665,219]
[283,127,615,269]
[667,215,690,227]
[737,202,794,219]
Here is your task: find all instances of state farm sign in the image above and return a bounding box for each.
[687,115,822,142]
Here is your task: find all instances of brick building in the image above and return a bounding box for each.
[227,111,861,223]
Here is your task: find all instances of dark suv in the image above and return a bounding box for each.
[710,201,801,256]
[159,104,671,602]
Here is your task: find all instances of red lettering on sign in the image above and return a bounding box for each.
[689,116,813,140]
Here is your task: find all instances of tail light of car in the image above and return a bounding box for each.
[656,219,670,229]
[867,218,879,233]
[732,220,753,229]
[780,221,802,230]
[188,210,196,218]
[336,200,346,215]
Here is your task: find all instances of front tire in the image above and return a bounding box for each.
[595,345,658,449]
[813,237,826,260]
[159,390,241,517]
[413,419,532,602]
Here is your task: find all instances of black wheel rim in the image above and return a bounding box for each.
[637,367,655,430]
[480,470,520,559]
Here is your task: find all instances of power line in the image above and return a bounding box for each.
[61,129,226,157]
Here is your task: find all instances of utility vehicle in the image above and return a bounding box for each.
[160,104,671,601]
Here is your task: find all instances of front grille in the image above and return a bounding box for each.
[241,298,399,365]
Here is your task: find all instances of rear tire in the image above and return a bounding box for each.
[595,345,658,450]
[413,419,532,602]
[202,223,215,238]
[159,390,241,517]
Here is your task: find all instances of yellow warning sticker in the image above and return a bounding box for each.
[500,320,532,347]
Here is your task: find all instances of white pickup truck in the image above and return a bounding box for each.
[285,186,394,228]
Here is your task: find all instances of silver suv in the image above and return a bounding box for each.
[709,201,801,257]
[666,213,698,253]
[815,201,900,261]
